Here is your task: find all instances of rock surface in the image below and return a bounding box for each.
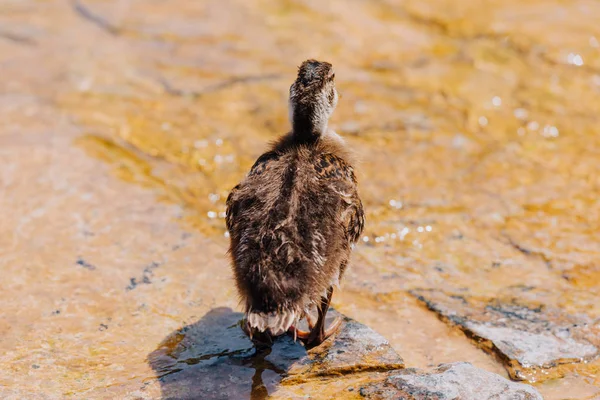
[360,362,543,400]
[149,308,542,399]
[411,289,600,381]
[148,308,404,399]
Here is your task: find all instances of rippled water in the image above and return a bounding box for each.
[1,0,599,398]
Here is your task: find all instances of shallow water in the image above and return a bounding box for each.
[1,0,600,398]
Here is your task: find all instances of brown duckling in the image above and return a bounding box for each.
[225,59,364,347]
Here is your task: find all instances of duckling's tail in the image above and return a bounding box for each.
[246,309,296,337]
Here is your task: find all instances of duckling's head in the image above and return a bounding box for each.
[289,59,338,141]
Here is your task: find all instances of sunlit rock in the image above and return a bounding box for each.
[411,289,600,381]
[359,362,543,400]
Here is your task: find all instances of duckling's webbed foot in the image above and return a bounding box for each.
[288,325,310,342]
[289,286,342,348]
[306,315,342,347]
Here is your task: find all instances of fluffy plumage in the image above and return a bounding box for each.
[225,60,364,339]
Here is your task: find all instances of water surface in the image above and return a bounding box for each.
[1,0,599,398]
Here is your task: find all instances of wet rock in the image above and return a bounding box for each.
[359,362,543,400]
[148,307,403,399]
[411,289,599,381]
[282,312,404,381]
[150,307,543,399]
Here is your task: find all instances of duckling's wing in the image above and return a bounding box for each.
[225,151,279,233]
[225,183,240,233]
[247,151,279,178]
[316,153,365,244]
[347,194,365,244]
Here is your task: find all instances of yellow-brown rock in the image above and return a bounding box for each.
[1,0,600,398]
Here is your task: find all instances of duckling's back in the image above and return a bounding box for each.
[226,135,364,335]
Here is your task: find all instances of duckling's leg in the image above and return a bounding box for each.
[288,287,342,346]
[288,303,322,340]
[287,314,315,342]
[301,286,342,347]
[306,313,317,330]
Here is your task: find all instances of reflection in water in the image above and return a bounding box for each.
[248,346,284,400]
[148,307,307,400]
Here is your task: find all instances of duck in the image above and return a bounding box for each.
[225,59,364,347]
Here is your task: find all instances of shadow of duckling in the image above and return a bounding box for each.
[147,307,308,400]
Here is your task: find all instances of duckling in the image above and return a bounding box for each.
[225,60,364,347]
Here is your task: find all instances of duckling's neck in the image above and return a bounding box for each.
[290,105,328,144]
